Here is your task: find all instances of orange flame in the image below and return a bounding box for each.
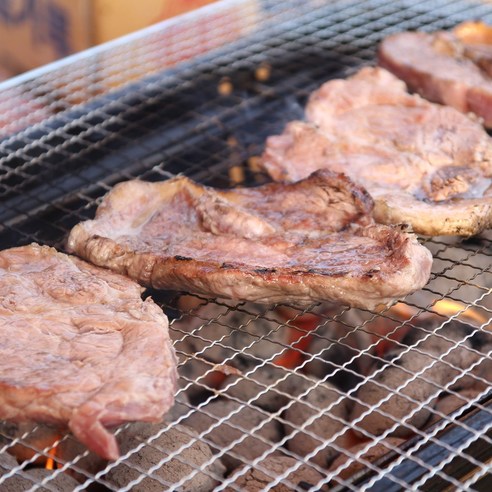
[44,444,58,470]
[45,457,55,470]
[431,299,488,326]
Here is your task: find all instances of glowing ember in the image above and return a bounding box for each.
[273,311,318,368]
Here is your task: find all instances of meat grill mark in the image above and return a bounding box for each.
[254,268,278,274]
[67,170,432,310]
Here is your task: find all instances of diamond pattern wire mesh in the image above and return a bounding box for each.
[0,0,492,490]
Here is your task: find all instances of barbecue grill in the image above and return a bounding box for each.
[1,0,492,490]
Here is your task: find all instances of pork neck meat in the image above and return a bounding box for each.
[262,67,492,236]
[67,170,432,310]
[378,21,492,127]
[0,244,177,460]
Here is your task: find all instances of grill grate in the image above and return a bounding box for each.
[1,0,492,490]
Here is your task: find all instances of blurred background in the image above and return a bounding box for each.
[0,0,219,80]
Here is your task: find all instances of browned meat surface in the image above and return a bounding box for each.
[0,244,177,461]
[378,22,492,127]
[262,67,492,236]
[67,170,432,311]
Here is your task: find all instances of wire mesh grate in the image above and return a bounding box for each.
[0,0,492,490]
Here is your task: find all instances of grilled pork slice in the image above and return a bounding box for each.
[262,67,492,236]
[378,22,492,127]
[0,244,177,461]
[67,171,432,310]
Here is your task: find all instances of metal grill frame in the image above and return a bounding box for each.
[1,0,492,490]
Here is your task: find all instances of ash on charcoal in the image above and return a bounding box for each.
[178,355,219,403]
[11,468,79,491]
[406,238,492,311]
[105,423,225,492]
[466,344,492,390]
[402,318,490,352]
[283,377,350,468]
[226,455,329,491]
[0,422,61,465]
[329,437,405,482]
[183,398,283,471]
[350,351,438,438]
[166,390,191,421]
[301,306,388,390]
[426,387,485,428]
[1,392,193,487]
[0,451,79,491]
[173,300,296,403]
[173,301,292,369]
[219,364,291,412]
[0,451,18,474]
[401,320,482,390]
[56,435,107,484]
[277,305,374,391]
[350,318,483,438]
[304,333,366,391]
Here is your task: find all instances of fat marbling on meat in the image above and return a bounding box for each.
[0,244,177,460]
[67,170,432,310]
[262,67,492,236]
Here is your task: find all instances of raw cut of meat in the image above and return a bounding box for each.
[67,170,432,310]
[0,244,177,460]
[378,21,492,127]
[262,67,492,236]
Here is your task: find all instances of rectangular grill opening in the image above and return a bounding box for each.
[1,0,492,490]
